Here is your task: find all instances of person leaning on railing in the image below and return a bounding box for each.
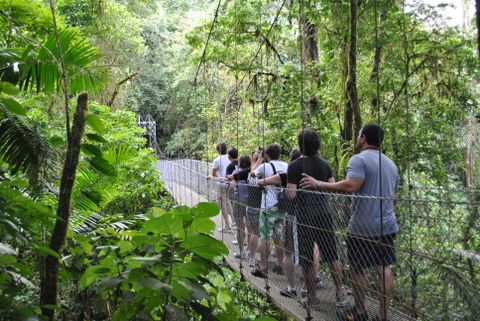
[300,124,400,321]
[208,142,233,233]
[258,149,303,299]
[227,155,251,259]
[287,128,347,310]
[250,144,288,278]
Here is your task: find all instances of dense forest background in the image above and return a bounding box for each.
[0,0,479,320]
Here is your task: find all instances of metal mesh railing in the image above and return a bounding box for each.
[157,159,480,321]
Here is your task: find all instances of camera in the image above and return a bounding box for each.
[258,147,265,157]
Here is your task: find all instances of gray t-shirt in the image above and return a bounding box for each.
[346,149,399,237]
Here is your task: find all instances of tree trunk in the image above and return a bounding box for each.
[347,0,362,149]
[371,10,387,114]
[341,39,352,145]
[300,8,319,122]
[461,117,479,320]
[302,20,319,64]
[40,93,89,320]
[476,0,480,58]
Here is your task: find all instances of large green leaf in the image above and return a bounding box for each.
[180,235,228,259]
[79,265,111,289]
[86,115,105,134]
[0,97,26,116]
[142,213,184,238]
[0,81,20,95]
[192,202,219,218]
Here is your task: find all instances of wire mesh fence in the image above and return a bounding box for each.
[157,159,480,321]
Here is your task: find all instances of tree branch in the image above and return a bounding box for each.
[384,57,428,116]
[254,28,284,64]
[107,71,139,107]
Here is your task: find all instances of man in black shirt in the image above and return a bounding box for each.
[226,147,239,175]
[287,129,346,308]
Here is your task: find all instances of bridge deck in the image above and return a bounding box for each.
[163,180,414,321]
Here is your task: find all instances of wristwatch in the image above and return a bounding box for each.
[315,180,322,189]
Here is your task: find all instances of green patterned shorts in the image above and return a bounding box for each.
[259,208,286,241]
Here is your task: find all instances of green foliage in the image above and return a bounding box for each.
[0,0,57,47]
[70,203,232,320]
[0,85,52,182]
[19,27,107,94]
[0,177,55,319]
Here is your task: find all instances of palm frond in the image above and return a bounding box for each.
[102,144,137,167]
[71,166,103,215]
[0,106,53,182]
[19,28,106,94]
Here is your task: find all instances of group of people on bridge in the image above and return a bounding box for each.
[208,124,399,321]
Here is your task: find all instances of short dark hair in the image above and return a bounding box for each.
[289,149,302,162]
[361,124,384,147]
[216,142,227,154]
[265,144,281,160]
[239,155,251,169]
[228,147,238,159]
[297,128,320,157]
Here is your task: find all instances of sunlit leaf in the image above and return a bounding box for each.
[181,235,228,259]
[86,114,105,133]
[0,81,20,95]
[0,97,26,116]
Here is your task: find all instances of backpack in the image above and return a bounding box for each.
[269,162,288,213]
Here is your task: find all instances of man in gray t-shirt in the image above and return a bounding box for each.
[300,124,398,321]
[346,148,399,237]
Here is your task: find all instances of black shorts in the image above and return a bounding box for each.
[297,221,339,265]
[347,233,396,270]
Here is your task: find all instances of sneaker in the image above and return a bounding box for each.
[248,258,256,267]
[335,293,348,308]
[300,288,307,298]
[339,307,368,321]
[233,251,246,259]
[251,268,267,278]
[280,288,297,298]
[314,276,325,289]
[232,240,238,245]
[272,264,284,275]
[300,296,321,310]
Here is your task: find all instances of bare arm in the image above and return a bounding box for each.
[300,174,363,193]
[250,155,264,174]
[257,174,281,186]
[211,168,218,177]
[286,183,297,199]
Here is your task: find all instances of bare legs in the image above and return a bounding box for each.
[284,251,295,288]
[219,196,232,229]
[377,266,394,320]
[329,260,344,296]
[233,204,246,254]
[259,240,270,271]
[247,208,259,263]
[351,266,394,320]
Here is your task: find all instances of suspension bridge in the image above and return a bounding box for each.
[153,157,479,321]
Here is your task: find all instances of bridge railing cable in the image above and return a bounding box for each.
[157,159,480,321]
